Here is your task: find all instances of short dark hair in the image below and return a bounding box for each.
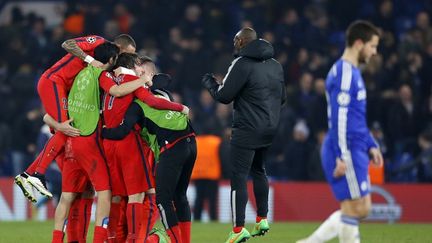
[112,52,141,70]
[114,34,136,48]
[346,20,380,47]
[93,42,119,64]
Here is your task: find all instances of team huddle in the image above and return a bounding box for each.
[14,34,194,243]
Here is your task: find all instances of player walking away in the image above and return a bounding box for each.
[14,34,136,202]
[100,54,188,243]
[102,87,197,243]
[297,20,384,243]
[202,27,285,243]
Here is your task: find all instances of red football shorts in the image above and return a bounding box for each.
[103,130,155,196]
[37,76,68,123]
[62,130,110,192]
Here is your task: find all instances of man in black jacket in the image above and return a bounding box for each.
[202,27,285,243]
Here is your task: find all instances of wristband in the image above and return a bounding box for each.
[84,55,95,64]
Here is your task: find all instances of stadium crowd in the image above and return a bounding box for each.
[1,0,432,183]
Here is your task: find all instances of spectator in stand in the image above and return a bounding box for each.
[191,134,222,222]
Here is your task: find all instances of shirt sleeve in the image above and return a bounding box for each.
[208,57,249,104]
[330,62,355,160]
[74,35,105,53]
[134,87,183,112]
[366,133,378,150]
[99,71,116,92]
[102,102,143,140]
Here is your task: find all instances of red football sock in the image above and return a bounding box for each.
[77,199,93,242]
[107,202,121,242]
[137,194,158,241]
[233,226,243,233]
[167,225,182,243]
[93,226,108,243]
[126,202,143,242]
[66,198,80,242]
[52,230,65,243]
[116,197,128,243]
[178,221,191,243]
[26,132,67,174]
[145,234,159,243]
[256,216,267,223]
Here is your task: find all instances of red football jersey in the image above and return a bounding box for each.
[42,35,105,90]
[100,69,184,128]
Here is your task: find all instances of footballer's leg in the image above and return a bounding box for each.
[138,189,157,241]
[226,144,254,243]
[19,79,69,199]
[14,172,37,203]
[52,192,78,243]
[123,132,151,242]
[250,147,270,237]
[156,147,186,243]
[173,137,196,243]
[138,143,159,241]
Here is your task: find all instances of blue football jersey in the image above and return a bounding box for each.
[325,59,377,158]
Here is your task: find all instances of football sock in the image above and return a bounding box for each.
[233,226,243,233]
[308,210,341,242]
[126,203,143,242]
[93,226,108,243]
[107,202,121,242]
[77,199,93,242]
[52,230,65,243]
[179,221,191,243]
[137,194,158,241]
[66,199,80,242]
[167,225,182,243]
[339,214,360,243]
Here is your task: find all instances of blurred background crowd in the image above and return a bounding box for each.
[1,0,432,185]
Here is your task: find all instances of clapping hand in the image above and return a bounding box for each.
[202,73,217,89]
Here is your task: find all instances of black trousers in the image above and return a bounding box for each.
[230,144,269,227]
[155,136,197,231]
[193,179,218,221]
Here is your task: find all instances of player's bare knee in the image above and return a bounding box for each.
[97,190,112,201]
[60,192,77,204]
[357,203,371,218]
[146,188,155,194]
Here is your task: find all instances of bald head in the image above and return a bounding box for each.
[234,27,257,51]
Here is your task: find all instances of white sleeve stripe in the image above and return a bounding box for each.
[219,57,243,91]
[341,62,352,91]
[338,107,360,198]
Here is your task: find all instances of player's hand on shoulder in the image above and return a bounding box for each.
[57,118,81,137]
[181,105,190,116]
[369,147,384,167]
[333,157,347,178]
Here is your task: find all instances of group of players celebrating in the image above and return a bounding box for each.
[14,34,194,243]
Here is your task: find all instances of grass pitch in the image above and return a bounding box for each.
[0,221,431,243]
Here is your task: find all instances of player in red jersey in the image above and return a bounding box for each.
[15,34,137,203]
[51,42,151,243]
[100,53,188,242]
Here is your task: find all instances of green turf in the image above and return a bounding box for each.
[0,221,431,243]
